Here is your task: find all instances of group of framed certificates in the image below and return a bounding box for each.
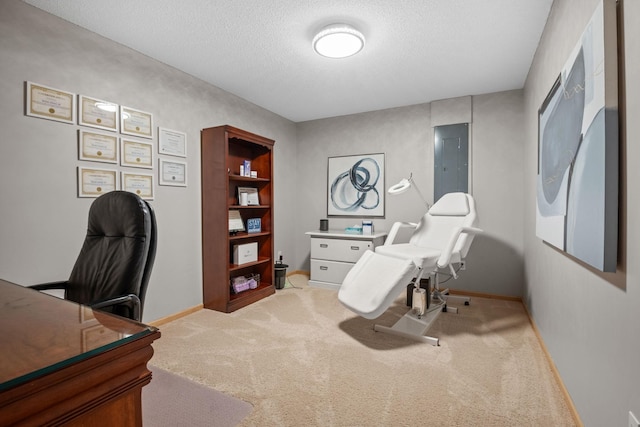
[25,81,189,200]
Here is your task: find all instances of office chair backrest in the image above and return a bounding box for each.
[65,191,156,319]
[409,192,478,258]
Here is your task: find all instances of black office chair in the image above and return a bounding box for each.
[31,191,157,321]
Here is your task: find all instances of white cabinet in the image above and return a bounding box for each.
[306,230,387,290]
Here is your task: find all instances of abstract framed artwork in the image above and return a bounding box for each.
[536,0,618,272]
[327,153,385,217]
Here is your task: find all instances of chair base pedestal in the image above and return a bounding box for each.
[374,303,447,346]
[374,293,470,346]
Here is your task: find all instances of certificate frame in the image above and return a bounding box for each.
[122,171,154,200]
[25,81,76,124]
[237,187,259,206]
[159,158,187,187]
[121,106,153,139]
[77,167,118,198]
[78,130,119,164]
[78,95,118,132]
[158,127,187,157]
[228,210,245,233]
[121,139,153,169]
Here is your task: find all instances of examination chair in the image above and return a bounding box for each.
[338,192,481,345]
[31,191,157,321]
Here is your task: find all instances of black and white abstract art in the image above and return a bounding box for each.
[536,0,618,272]
[327,153,385,217]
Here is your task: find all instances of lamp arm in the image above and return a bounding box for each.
[409,177,430,209]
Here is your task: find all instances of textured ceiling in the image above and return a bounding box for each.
[22,0,553,122]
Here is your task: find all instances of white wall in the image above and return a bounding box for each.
[295,91,525,297]
[523,0,640,425]
[0,0,298,323]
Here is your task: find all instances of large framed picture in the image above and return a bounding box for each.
[535,0,618,272]
[327,153,385,217]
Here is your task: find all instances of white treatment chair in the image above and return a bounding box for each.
[338,192,482,345]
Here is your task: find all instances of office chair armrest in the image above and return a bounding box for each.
[29,280,69,291]
[384,222,419,245]
[436,226,483,269]
[91,294,142,321]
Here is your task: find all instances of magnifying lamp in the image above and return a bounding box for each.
[387,173,430,208]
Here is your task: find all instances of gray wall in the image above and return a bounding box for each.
[523,0,640,425]
[0,0,298,322]
[295,91,525,297]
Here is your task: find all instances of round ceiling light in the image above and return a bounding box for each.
[312,24,365,59]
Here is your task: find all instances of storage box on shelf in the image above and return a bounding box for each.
[201,125,275,312]
[305,230,387,290]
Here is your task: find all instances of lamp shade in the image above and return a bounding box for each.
[388,178,412,195]
[313,24,365,58]
[387,174,430,209]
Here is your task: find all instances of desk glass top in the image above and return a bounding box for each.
[0,279,157,391]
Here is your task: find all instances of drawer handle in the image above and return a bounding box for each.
[350,246,360,250]
[320,244,328,248]
[320,266,328,270]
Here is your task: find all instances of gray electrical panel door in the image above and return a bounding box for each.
[434,123,468,202]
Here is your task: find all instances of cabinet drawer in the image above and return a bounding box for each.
[310,238,372,263]
[310,259,354,284]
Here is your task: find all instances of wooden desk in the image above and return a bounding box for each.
[0,279,161,426]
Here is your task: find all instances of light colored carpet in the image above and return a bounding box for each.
[142,366,253,426]
[150,274,576,426]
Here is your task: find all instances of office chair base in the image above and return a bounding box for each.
[374,302,447,346]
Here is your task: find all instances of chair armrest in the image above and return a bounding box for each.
[436,226,483,269]
[29,281,69,291]
[91,294,142,321]
[384,222,419,245]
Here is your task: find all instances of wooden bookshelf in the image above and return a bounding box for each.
[201,125,275,312]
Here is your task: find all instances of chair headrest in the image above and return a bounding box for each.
[428,192,470,216]
[88,191,150,238]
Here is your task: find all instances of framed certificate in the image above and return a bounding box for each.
[79,95,118,132]
[228,210,245,233]
[121,106,153,139]
[122,171,154,200]
[159,158,187,187]
[77,167,118,198]
[238,187,259,205]
[25,81,76,124]
[78,130,118,164]
[158,127,187,157]
[121,139,153,169]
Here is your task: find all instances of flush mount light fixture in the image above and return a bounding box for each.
[312,24,365,59]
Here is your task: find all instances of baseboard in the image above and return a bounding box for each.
[447,288,522,302]
[521,305,583,427]
[149,304,203,327]
[287,270,307,276]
